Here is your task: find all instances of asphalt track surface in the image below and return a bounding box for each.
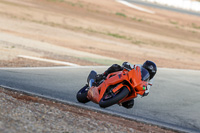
[0,66,200,133]
[125,0,200,17]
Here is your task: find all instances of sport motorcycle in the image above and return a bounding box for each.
[76,66,149,108]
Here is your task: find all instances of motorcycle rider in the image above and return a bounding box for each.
[92,60,157,109]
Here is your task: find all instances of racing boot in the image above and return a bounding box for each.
[122,99,134,109]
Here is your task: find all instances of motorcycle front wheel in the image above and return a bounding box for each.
[99,86,129,108]
[76,84,90,103]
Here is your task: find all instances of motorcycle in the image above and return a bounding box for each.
[76,66,150,108]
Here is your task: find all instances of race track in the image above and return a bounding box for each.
[0,66,200,133]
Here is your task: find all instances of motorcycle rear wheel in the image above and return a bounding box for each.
[76,84,90,103]
[99,86,129,108]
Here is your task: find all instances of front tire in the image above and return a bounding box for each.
[99,86,129,108]
[76,84,90,103]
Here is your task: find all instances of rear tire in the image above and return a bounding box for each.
[76,84,90,103]
[99,86,129,108]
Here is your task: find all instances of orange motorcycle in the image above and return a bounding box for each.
[76,66,149,108]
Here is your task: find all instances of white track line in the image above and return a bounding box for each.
[116,0,155,14]
[0,66,109,70]
[18,55,80,67]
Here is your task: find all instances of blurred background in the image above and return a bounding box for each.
[142,0,200,12]
[0,0,199,69]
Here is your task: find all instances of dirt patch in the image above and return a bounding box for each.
[0,87,179,133]
[0,0,199,69]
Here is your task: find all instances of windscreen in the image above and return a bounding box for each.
[141,67,150,81]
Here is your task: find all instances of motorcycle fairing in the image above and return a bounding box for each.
[87,66,147,104]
